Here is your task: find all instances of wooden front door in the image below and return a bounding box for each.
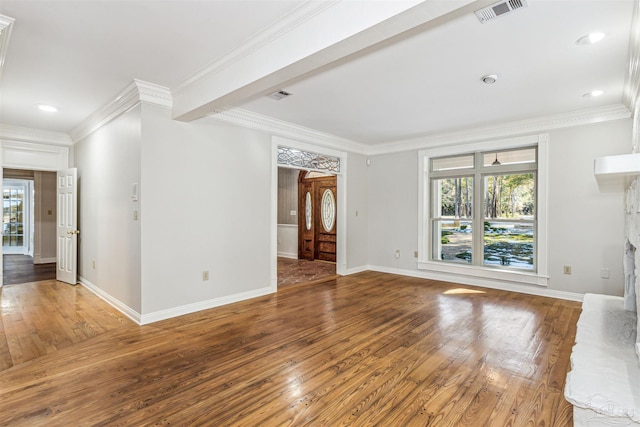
[298,172,337,262]
[298,178,314,261]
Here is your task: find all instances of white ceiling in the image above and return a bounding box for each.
[0,0,307,133]
[0,0,635,146]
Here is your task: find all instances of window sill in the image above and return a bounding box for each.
[417,260,548,287]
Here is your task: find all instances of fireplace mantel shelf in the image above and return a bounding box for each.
[594,153,640,193]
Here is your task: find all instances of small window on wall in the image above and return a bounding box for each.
[420,134,548,287]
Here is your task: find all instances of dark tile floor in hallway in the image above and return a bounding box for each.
[3,254,56,285]
[277,257,336,287]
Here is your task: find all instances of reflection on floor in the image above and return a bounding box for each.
[3,254,56,285]
[277,257,337,287]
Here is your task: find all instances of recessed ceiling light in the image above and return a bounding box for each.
[36,104,59,112]
[583,90,604,98]
[481,74,499,84]
[576,32,606,46]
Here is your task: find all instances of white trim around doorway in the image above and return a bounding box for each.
[271,136,348,290]
[0,139,70,286]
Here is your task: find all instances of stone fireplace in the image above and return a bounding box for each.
[624,178,640,357]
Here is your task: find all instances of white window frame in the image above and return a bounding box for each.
[418,134,548,287]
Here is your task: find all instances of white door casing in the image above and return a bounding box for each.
[56,168,78,284]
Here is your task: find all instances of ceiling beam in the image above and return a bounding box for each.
[172,0,490,122]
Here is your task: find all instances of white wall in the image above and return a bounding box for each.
[367,119,632,297]
[346,152,369,271]
[34,171,57,263]
[140,104,272,316]
[277,224,297,258]
[368,150,419,270]
[547,121,631,295]
[74,106,143,313]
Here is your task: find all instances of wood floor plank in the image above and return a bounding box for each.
[0,272,582,426]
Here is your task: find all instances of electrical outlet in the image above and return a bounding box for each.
[133,210,139,220]
[202,270,210,281]
[92,260,96,269]
[563,265,572,275]
[600,268,610,279]
[394,250,401,259]
[414,251,418,258]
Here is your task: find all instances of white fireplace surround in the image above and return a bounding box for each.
[624,178,640,359]
[564,176,640,426]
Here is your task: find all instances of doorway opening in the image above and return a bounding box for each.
[277,167,338,287]
[2,169,57,285]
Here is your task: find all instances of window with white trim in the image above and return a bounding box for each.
[430,147,536,270]
[418,134,548,287]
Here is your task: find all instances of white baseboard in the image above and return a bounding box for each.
[79,276,277,325]
[79,264,581,327]
[140,286,276,325]
[362,264,584,302]
[34,257,56,264]
[277,251,298,259]
[78,276,142,324]
[344,265,369,275]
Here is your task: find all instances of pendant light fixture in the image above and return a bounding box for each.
[492,153,501,165]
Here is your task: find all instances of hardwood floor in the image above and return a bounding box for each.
[3,254,56,285]
[0,272,580,426]
[0,280,130,371]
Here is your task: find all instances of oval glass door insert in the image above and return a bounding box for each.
[305,192,312,230]
[321,189,336,232]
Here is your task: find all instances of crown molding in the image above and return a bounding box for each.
[207,104,631,157]
[172,1,339,96]
[70,79,172,143]
[207,107,369,155]
[135,80,173,107]
[623,0,640,111]
[367,104,632,155]
[0,124,72,146]
[0,14,15,82]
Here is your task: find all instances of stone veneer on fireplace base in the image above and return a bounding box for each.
[624,178,640,358]
[564,177,640,426]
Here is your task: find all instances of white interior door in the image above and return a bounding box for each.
[56,168,78,284]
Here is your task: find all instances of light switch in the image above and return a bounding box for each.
[133,210,139,220]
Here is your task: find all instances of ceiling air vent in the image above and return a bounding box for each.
[267,90,292,101]
[474,0,528,23]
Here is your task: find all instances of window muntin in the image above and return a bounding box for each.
[431,154,474,172]
[3,187,25,247]
[431,177,473,263]
[482,148,536,167]
[430,148,537,272]
[433,219,473,264]
[483,220,534,269]
[483,173,535,218]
